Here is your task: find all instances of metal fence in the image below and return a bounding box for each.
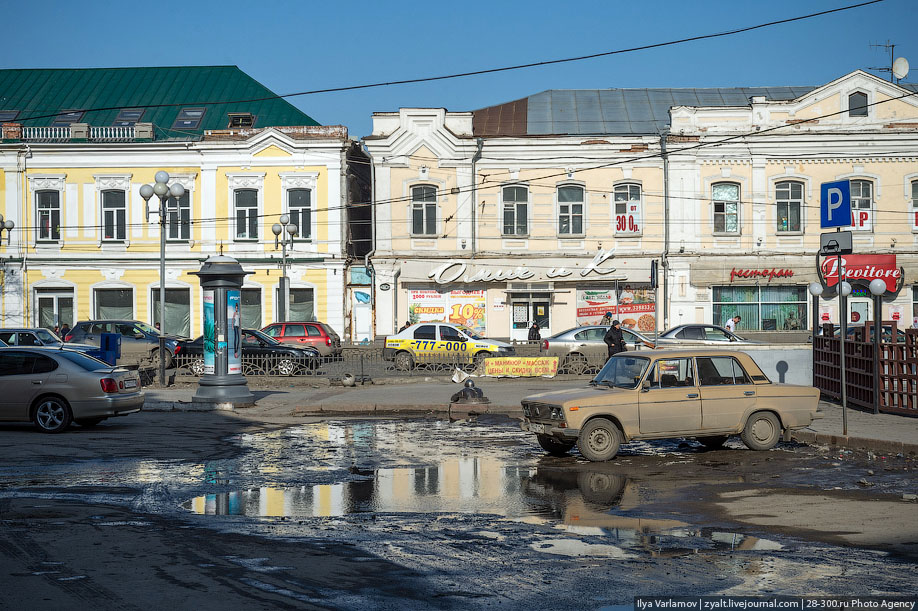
[814,323,918,415]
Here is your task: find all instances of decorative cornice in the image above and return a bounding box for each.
[279,172,318,190]
[226,173,266,189]
[27,174,66,191]
[93,174,132,190]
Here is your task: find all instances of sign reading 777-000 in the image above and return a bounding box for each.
[820,180,851,229]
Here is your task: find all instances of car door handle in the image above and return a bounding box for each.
[687,393,699,398]
[744,391,755,396]
[32,380,43,385]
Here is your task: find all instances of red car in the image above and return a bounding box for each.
[261,322,342,358]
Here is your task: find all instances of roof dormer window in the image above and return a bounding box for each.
[172,107,206,130]
[51,110,84,126]
[113,109,145,126]
[848,92,868,117]
[228,113,255,128]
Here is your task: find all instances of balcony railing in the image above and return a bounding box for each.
[22,126,71,141]
[90,126,135,141]
[20,126,136,142]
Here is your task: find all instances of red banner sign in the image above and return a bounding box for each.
[820,254,901,293]
[730,268,794,282]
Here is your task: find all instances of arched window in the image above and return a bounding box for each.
[850,180,873,231]
[287,188,312,240]
[849,92,868,117]
[234,188,258,240]
[411,185,437,235]
[775,181,803,232]
[558,185,584,235]
[614,183,642,234]
[712,182,740,234]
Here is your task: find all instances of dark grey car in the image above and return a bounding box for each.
[0,327,97,353]
[540,325,654,374]
[65,320,181,367]
[0,347,143,433]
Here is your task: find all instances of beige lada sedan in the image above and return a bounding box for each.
[521,349,821,461]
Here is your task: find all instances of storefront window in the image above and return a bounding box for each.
[95,288,133,320]
[241,288,262,329]
[152,288,191,337]
[713,285,807,331]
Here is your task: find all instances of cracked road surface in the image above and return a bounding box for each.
[0,412,914,609]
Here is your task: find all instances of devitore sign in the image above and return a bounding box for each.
[427,249,619,285]
[819,254,903,294]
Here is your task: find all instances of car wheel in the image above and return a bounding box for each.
[151,348,173,369]
[189,358,205,376]
[32,397,73,434]
[577,418,622,462]
[394,351,414,371]
[563,353,588,375]
[698,435,729,449]
[536,434,575,456]
[576,472,626,505]
[75,418,106,427]
[273,358,297,376]
[741,412,781,451]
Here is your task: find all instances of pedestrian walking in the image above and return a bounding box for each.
[603,320,626,359]
[725,315,741,333]
[528,322,541,341]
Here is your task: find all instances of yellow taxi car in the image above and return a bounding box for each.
[383,322,514,370]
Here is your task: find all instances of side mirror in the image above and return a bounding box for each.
[135,333,145,339]
[641,379,651,392]
[729,336,737,342]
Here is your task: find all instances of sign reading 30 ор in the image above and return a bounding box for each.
[820,180,851,229]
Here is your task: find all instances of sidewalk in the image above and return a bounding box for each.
[143,379,918,455]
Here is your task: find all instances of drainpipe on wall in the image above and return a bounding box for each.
[660,132,670,332]
[470,138,483,256]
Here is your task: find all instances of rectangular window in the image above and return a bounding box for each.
[113,109,145,126]
[713,285,807,331]
[36,191,61,241]
[241,288,261,329]
[234,189,258,240]
[151,288,191,337]
[411,185,437,235]
[712,183,739,234]
[166,192,191,241]
[614,184,642,234]
[228,113,255,128]
[775,181,803,232]
[94,288,133,319]
[558,185,584,235]
[172,107,206,130]
[502,186,528,236]
[102,190,126,241]
[911,180,918,232]
[51,110,84,126]
[288,189,312,240]
[850,180,873,231]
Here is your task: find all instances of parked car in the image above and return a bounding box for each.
[261,321,342,358]
[0,346,143,433]
[828,325,909,342]
[0,327,98,354]
[174,328,320,376]
[540,325,655,374]
[383,322,514,370]
[521,349,821,461]
[65,320,182,367]
[654,324,758,346]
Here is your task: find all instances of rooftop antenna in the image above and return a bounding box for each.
[868,40,908,83]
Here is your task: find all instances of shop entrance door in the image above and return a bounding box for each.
[848,299,871,326]
[509,293,551,342]
[35,290,74,330]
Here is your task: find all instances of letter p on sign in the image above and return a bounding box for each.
[820,180,851,229]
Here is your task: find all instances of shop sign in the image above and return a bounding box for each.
[427,248,618,285]
[575,286,657,332]
[819,254,903,294]
[482,356,559,378]
[729,268,794,282]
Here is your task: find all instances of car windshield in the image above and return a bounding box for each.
[455,325,484,340]
[135,322,160,336]
[591,355,650,389]
[57,350,113,371]
[35,329,61,344]
[245,329,280,345]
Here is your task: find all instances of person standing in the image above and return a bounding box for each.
[600,311,613,326]
[725,315,741,333]
[528,322,541,341]
[603,320,626,359]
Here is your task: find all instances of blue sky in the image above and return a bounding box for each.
[1,0,915,138]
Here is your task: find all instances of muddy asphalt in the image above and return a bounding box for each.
[0,394,916,609]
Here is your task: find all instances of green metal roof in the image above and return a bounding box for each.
[0,66,319,139]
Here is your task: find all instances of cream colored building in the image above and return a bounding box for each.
[366,70,918,339]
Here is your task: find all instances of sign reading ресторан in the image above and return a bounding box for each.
[819,254,903,294]
[729,268,794,283]
[634,597,916,611]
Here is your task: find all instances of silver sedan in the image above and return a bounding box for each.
[0,347,144,433]
[654,324,759,346]
[540,325,655,374]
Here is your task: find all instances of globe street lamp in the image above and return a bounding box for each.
[868,278,887,415]
[272,215,298,323]
[140,171,185,386]
[0,214,14,245]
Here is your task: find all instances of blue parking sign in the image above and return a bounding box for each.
[820,180,851,228]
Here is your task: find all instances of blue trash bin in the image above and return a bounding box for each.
[99,332,122,365]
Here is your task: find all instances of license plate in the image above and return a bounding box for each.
[123,379,137,389]
[529,422,545,434]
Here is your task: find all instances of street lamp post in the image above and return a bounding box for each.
[839,280,852,435]
[140,172,185,386]
[868,278,886,415]
[272,215,298,323]
[807,282,823,386]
